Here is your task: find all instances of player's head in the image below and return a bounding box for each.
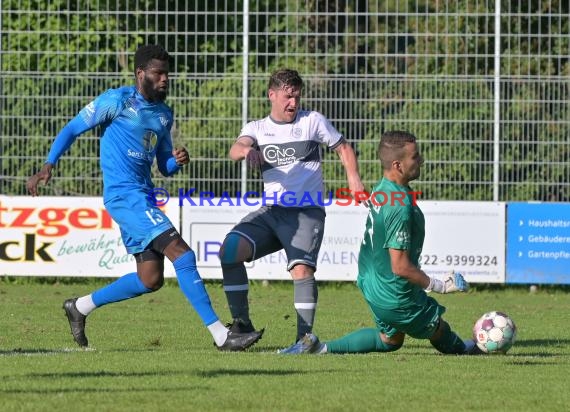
[379,130,423,182]
[268,69,303,123]
[134,44,170,102]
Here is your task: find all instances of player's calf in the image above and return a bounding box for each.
[430,319,466,354]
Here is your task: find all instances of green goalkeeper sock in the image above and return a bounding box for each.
[326,328,401,353]
[430,321,466,354]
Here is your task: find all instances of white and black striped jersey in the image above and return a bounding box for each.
[238,110,345,206]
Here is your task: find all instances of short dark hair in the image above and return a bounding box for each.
[134,45,170,74]
[378,131,417,170]
[268,69,303,90]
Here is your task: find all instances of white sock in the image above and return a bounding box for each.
[208,320,229,347]
[75,295,96,316]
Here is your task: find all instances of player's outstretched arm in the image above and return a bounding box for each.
[389,249,469,293]
[27,115,91,196]
[27,163,54,196]
[389,248,433,287]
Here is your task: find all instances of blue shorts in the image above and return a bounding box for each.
[105,190,174,254]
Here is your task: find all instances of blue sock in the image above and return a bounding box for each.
[92,272,152,307]
[173,251,218,326]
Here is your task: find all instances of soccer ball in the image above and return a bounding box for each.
[473,311,517,354]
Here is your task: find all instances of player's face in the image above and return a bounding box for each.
[138,59,169,102]
[397,142,423,182]
[268,85,301,123]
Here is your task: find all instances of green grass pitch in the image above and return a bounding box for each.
[1,278,569,411]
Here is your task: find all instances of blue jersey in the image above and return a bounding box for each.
[46,86,180,253]
[47,86,178,200]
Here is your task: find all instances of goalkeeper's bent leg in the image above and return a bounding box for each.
[326,328,402,353]
[429,319,466,354]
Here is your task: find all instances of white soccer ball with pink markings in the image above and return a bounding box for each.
[473,311,517,354]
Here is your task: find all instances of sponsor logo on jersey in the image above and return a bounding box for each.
[262,144,296,166]
[127,149,153,161]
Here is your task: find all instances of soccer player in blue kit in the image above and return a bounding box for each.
[26,44,263,351]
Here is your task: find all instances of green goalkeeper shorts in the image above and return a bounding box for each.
[364,295,447,340]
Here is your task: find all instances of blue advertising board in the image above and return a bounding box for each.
[506,202,570,284]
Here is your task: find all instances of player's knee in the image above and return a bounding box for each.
[140,271,164,291]
[379,332,404,352]
[430,318,449,342]
[219,233,248,264]
[135,250,165,290]
[146,278,164,291]
[289,263,315,280]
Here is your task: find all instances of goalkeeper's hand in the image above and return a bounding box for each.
[426,272,469,294]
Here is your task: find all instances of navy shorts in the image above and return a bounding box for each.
[228,205,325,270]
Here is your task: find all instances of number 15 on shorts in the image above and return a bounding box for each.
[145,209,165,225]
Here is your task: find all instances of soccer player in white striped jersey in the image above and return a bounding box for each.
[218,69,365,352]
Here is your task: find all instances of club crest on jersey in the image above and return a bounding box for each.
[293,128,303,138]
[142,130,158,153]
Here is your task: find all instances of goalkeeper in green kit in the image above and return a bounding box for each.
[282,130,481,355]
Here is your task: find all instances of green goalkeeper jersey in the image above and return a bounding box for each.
[357,177,426,309]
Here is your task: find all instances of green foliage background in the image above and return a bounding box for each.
[1,1,568,200]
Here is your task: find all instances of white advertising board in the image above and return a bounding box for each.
[0,196,177,277]
[1,196,505,283]
[420,201,506,283]
[182,199,506,282]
